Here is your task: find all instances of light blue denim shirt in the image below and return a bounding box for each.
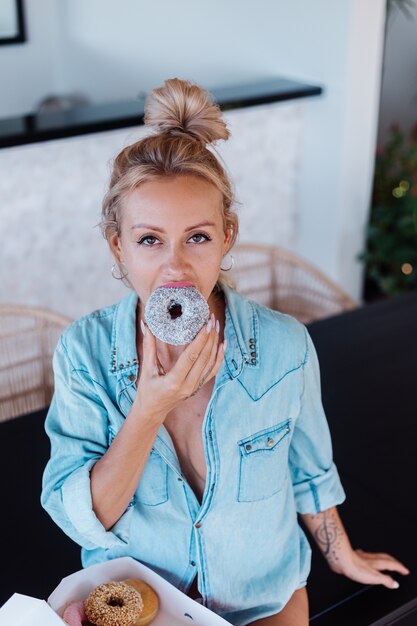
[41,284,346,625]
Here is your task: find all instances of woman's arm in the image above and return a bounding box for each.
[91,317,224,529]
[300,506,410,589]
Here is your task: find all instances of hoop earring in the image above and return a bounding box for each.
[221,253,234,272]
[111,262,129,280]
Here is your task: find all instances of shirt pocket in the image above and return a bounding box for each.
[237,419,292,502]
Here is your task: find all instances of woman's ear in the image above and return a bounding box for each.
[223,226,234,254]
[109,233,123,264]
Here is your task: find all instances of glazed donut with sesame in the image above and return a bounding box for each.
[144,285,210,345]
[84,581,144,626]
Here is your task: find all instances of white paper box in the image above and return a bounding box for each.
[0,593,65,626]
[48,556,232,625]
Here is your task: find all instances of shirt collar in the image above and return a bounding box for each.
[109,290,139,376]
[221,283,259,379]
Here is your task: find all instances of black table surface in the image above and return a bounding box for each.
[0,408,81,605]
[1,290,416,623]
[307,289,417,624]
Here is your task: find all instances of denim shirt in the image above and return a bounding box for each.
[41,284,346,625]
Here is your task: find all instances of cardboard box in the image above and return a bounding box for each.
[0,557,232,625]
[0,594,65,626]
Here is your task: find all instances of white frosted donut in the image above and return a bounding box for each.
[144,286,210,345]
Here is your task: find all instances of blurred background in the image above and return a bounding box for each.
[0,0,416,320]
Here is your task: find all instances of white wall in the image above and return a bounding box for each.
[0,0,63,117]
[378,3,417,145]
[0,0,386,301]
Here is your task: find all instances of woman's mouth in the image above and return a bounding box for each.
[160,282,194,288]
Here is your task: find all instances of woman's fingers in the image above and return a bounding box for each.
[352,549,410,589]
[185,315,220,388]
[203,318,222,379]
[349,561,400,590]
[355,550,410,575]
[139,314,226,405]
[372,572,401,590]
[174,315,216,382]
[140,320,161,377]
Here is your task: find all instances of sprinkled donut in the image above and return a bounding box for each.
[84,581,144,626]
[145,286,210,345]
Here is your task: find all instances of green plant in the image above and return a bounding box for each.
[359,123,417,296]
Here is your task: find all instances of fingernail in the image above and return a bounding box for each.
[215,319,220,333]
[140,319,147,336]
[206,317,213,333]
[392,581,400,589]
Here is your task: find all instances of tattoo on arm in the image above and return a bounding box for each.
[310,510,344,567]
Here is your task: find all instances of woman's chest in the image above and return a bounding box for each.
[164,385,214,502]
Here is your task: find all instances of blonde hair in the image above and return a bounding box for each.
[101,78,239,250]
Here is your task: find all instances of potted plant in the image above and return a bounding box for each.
[359,123,417,300]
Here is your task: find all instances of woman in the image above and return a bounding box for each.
[41,78,409,626]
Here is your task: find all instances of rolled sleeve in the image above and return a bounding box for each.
[41,339,130,551]
[61,459,130,550]
[289,328,346,514]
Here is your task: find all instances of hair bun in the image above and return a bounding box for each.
[144,78,229,145]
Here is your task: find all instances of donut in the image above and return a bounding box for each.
[123,579,159,626]
[84,581,143,626]
[144,286,210,345]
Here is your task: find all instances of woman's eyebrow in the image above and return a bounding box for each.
[131,221,216,232]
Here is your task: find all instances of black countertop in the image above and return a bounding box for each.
[0,77,322,149]
[306,289,417,625]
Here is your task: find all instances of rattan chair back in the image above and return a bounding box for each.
[0,305,72,422]
[228,243,358,324]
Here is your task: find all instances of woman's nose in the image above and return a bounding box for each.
[163,245,189,276]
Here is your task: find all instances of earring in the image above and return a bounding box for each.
[111,262,129,280]
[221,253,234,272]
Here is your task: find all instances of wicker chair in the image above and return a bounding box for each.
[0,305,72,422]
[228,243,358,324]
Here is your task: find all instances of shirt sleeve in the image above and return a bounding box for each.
[41,338,132,551]
[289,327,346,514]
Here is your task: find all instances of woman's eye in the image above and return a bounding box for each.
[138,235,158,246]
[189,233,211,244]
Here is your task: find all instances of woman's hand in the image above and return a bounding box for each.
[301,506,410,590]
[134,314,225,420]
[330,548,410,590]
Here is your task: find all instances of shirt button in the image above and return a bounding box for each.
[245,444,252,451]
[190,560,196,566]
[195,522,202,528]
[128,374,135,381]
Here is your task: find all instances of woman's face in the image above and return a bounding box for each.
[110,175,232,309]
